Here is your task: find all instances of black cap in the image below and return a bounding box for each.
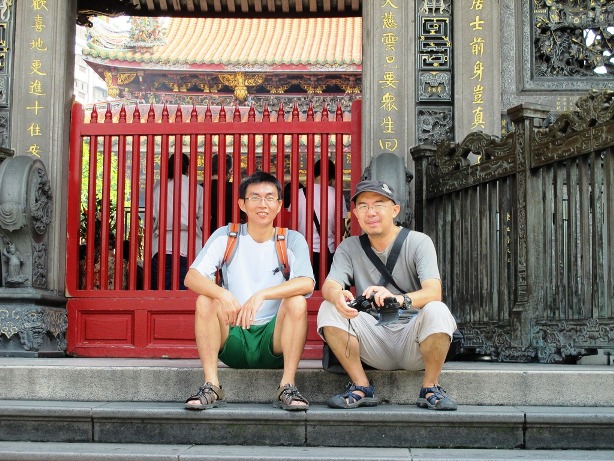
[351,180,397,204]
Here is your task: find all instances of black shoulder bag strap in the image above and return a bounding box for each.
[300,187,322,237]
[359,227,409,293]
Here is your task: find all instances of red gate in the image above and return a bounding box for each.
[66,99,362,358]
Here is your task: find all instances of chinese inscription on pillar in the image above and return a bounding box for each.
[469,0,486,131]
[376,0,402,155]
[456,0,499,138]
[23,0,50,159]
[0,0,14,148]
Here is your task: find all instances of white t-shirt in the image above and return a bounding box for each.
[190,224,315,324]
[296,184,347,253]
[152,175,204,257]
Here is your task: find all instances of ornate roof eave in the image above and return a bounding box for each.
[82,56,362,74]
[82,60,361,73]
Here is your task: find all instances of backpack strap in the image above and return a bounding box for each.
[219,224,290,283]
[217,223,240,285]
[222,222,241,265]
[274,227,290,281]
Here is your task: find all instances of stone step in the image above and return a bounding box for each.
[1,442,613,461]
[1,358,613,406]
[1,400,613,450]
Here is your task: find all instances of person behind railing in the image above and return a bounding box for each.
[317,180,459,411]
[151,153,204,290]
[296,159,347,289]
[209,153,237,231]
[79,223,129,290]
[183,171,315,412]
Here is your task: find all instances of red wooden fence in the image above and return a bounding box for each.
[66,99,362,358]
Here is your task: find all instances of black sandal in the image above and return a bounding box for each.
[327,382,379,409]
[184,382,226,410]
[416,384,457,411]
[274,383,310,411]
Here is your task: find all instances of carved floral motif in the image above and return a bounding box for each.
[533,0,614,77]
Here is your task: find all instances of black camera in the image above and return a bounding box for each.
[348,294,401,325]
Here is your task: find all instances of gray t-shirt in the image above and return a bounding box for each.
[326,228,441,295]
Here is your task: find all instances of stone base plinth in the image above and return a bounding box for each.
[0,290,67,357]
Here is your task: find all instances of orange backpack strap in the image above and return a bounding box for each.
[217,223,240,285]
[222,223,240,265]
[274,227,290,281]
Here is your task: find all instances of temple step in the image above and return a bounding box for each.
[1,358,613,455]
[0,442,612,461]
[0,358,612,406]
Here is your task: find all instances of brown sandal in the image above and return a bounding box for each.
[184,382,226,410]
[274,383,310,411]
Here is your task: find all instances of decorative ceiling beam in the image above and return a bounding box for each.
[77,0,362,23]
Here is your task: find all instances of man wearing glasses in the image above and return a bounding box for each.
[184,171,315,411]
[317,180,458,411]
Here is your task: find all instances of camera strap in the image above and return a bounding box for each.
[359,227,409,293]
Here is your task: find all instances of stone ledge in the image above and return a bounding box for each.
[1,401,613,449]
[1,358,612,406]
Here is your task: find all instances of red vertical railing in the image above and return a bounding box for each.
[66,99,362,295]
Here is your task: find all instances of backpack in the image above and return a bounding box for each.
[217,223,290,285]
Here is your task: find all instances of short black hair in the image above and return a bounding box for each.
[239,171,282,199]
[167,153,189,180]
[314,158,336,181]
[212,153,232,176]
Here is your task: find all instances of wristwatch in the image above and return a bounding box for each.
[402,294,412,310]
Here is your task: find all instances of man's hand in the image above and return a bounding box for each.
[332,289,360,320]
[362,286,399,308]
[217,288,242,326]
[236,291,265,329]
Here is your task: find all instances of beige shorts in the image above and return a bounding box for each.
[317,300,457,371]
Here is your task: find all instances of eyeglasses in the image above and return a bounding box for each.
[355,202,390,213]
[244,195,280,204]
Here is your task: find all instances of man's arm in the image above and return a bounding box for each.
[363,278,442,310]
[321,279,360,320]
[393,278,442,309]
[237,276,314,330]
[184,268,241,326]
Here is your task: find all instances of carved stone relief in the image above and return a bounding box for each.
[0,305,67,353]
[417,107,453,145]
[500,0,613,115]
[532,0,614,78]
[0,155,64,356]
[416,0,453,144]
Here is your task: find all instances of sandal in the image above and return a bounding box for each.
[184,382,226,410]
[274,383,310,411]
[327,382,379,409]
[416,384,457,411]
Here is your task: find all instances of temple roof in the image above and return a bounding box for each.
[83,16,362,72]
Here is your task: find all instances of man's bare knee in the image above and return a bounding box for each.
[280,296,307,319]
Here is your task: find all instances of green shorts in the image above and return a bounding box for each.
[218,316,284,369]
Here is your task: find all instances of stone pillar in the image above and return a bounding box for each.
[0,1,76,356]
[11,0,75,293]
[362,0,415,208]
[453,0,501,139]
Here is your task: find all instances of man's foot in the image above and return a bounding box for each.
[327,382,379,409]
[274,383,310,411]
[416,384,457,411]
[184,382,226,410]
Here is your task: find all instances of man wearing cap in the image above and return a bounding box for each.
[317,180,458,410]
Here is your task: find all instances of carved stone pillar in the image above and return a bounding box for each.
[409,143,438,233]
[0,155,66,356]
[507,103,550,348]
